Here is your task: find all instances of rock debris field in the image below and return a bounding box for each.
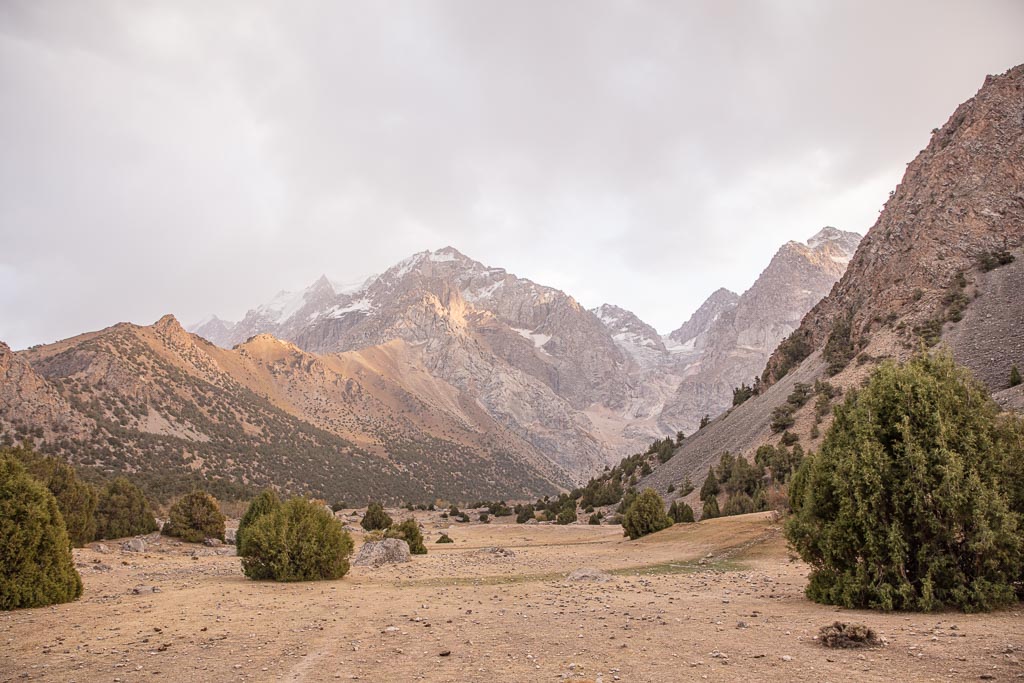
[2,512,1022,682]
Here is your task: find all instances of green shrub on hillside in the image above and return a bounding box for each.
[386,518,426,554]
[787,352,1024,612]
[0,457,83,610]
[668,500,695,523]
[95,477,158,540]
[162,490,225,543]
[436,533,453,543]
[241,497,354,581]
[622,489,671,540]
[237,489,281,556]
[701,496,720,520]
[360,502,392,531]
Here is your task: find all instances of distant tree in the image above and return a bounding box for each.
[1011,364,1022,388]
[676,430,686,445]
[588,511,603,525]
[515,504,535,524]
[95,477,158,540]
[701,496,720,520]
[787,352,1024,612]
[386,518,426,554]
[732,383,755,406]
[436,533,454,543]
[721,493,756,517]
[237,489,282,556]
[0,457,83,610]
[162,491,225,543]
[241,498,353,582]
[556,500,577,525]
[699,414,711,430]
[622,489,672,540]
[668,500,695,523]
[360,502,392,531]
[699,470,720,502]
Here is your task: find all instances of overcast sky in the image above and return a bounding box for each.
[2,1,1023,349]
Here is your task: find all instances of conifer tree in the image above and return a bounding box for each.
[95,477,158,540]
[787,352,1024,612]
[0,457,83,610]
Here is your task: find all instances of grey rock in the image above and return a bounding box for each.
[122,538,146,553]
[353,538,411,567]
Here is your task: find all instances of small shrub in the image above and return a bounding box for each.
[237,489,281,556]
[478,512,490,523]
[979,249,1015,272]
[666,483,675,493]
[588,511,602,525]
[699,414,710,430]
[162,491,225,543]
[95,477,158,540]
[732,383,755,406]
[721,492,756,517]
[0,457,83,610]
[241,498,354,581]
[556,501,577,525]
[436,533,453,543]
[770,404,796,433]
[515,504,535,524]
[780,431,799,446]
[1011,365,1022,388]
[360,502,392,531]
[818,622,882,649]
[386,518,426,554]
[622,489,671,540]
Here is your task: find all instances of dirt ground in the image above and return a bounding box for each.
[2,512,1022,682]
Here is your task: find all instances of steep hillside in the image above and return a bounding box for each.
[763,65,1024,390]
[645,64,1024,510]
[5,316,564,503]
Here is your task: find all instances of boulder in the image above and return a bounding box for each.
[225,528,237,545]
[122,538,146,553]
[203,537,223,547]
[353,538,411,567]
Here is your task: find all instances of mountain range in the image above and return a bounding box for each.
[0,227,857,501]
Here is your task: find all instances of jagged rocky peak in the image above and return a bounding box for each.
[667,287,739,348]
[591,303,666,357]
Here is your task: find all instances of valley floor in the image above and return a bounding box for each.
[2,513,1021,682]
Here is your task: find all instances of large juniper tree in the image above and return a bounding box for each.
[787,352,1024,612]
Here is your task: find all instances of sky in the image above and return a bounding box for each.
[2,1,1023,350]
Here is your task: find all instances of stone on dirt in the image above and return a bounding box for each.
[353,538,411,567]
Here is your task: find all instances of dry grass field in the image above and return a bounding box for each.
[2,512,1022,682]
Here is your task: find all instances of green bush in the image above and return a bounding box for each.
[721,493,756,517]
[241,498,354,581]
[436,533,453,543]
[478,512,490,523]
[0,457,83,609]
[360,502,392,531]
[386,518,426,554]
[668,500,695,523]
[555,500,577,525]
[588,511,602,525]
[95,477,158,540]
[162,490,225,543]
[237,489,281,556]
[1011,365,1022,388]
[515,504,535,523]
[6,445,97,547]
[622,489,672,540]
[701,496,720,520]
[787,352,1024,612]
[699,470,719,502]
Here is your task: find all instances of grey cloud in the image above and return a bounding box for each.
[2,0,1022,348]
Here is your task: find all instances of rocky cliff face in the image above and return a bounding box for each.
[666,288,739,350]
[763,65,1024,390]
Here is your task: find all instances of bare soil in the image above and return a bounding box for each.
[2,513,1022,682]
